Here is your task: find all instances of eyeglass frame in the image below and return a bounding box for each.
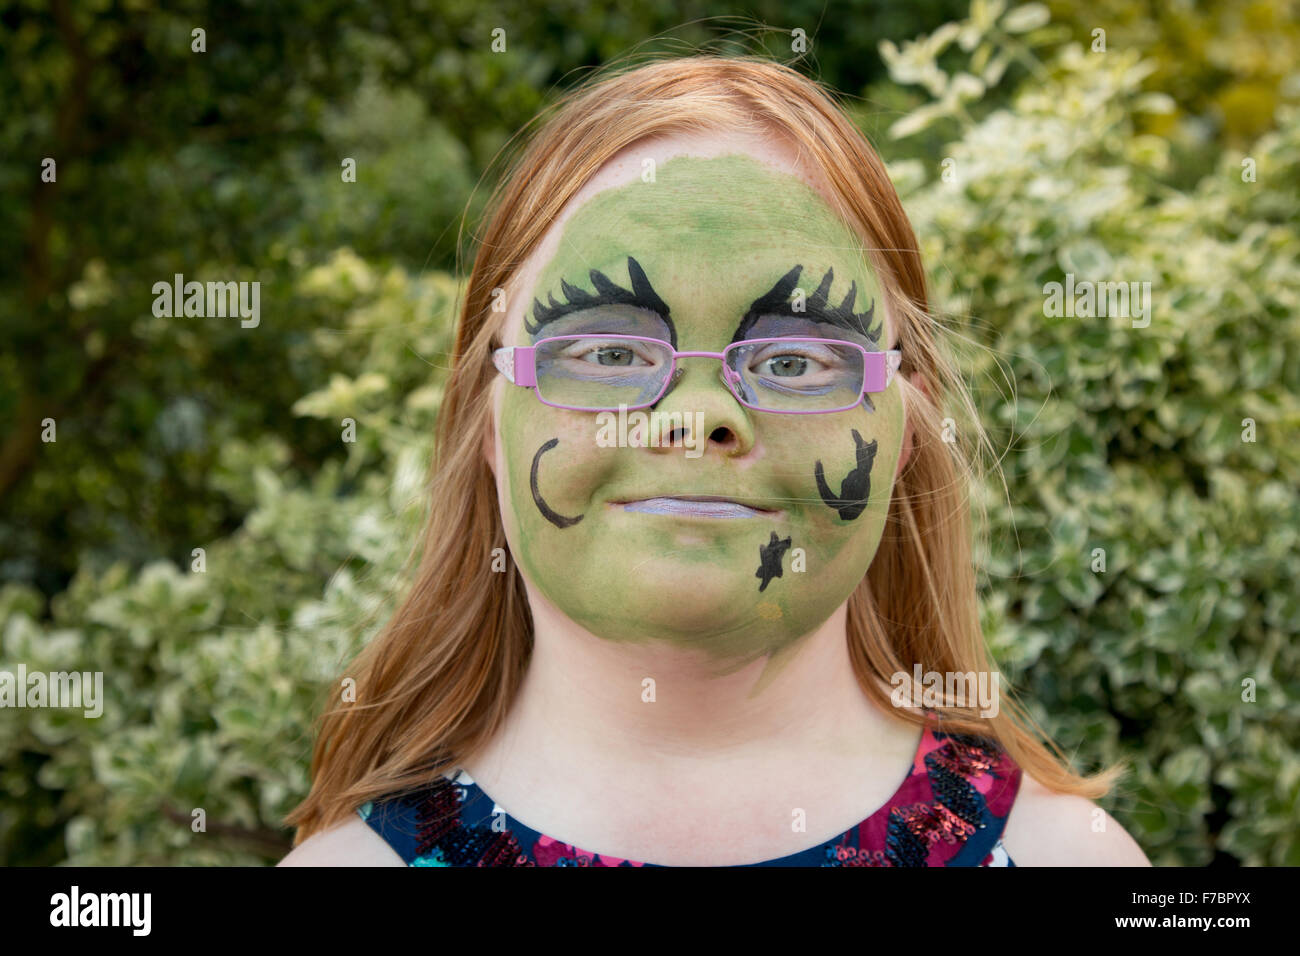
[491,334,903,414]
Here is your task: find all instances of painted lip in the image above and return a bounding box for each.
[613,495,779,519]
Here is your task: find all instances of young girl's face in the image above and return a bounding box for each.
[489,140,907,669]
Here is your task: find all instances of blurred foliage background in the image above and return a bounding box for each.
[1,0,1296,865]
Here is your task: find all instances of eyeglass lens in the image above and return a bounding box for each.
[532,336,868,412]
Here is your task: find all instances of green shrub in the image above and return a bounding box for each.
[883,4,1299,865]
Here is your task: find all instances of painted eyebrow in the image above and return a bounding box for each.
[525,255,677,348]
[732,264,882,345]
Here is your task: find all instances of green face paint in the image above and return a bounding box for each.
[498,153,905,673]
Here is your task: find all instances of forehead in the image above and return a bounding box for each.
[504,145,882,345]
[553,153,848,246]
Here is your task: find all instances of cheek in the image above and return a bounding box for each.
[498,393,613,541]
[762,387,905,563]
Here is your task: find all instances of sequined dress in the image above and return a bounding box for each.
[357,721,1022,866]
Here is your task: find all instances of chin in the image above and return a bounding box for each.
[572,575,799,645]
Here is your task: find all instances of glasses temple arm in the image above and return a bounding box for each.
[492,346,537,388]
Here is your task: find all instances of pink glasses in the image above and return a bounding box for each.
[492,334,903,414]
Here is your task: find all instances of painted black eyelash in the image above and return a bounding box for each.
[735,264,882,344]
[525,255,675,346]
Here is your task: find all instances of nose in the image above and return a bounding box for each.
[647,357,755,456]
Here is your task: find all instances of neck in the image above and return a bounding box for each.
[474,587,912,780]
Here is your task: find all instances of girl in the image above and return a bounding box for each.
[281,55,1149,867]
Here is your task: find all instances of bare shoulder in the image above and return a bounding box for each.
[1001,772,1151,866]
[277,814,406,867]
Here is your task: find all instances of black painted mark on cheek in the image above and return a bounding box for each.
[530,438,584,529]
[813,429,878,521]
[756,531,793,592]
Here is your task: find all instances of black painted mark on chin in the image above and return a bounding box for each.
[756,530,793,592]
[813,429,878,521]
[530,438,584,529]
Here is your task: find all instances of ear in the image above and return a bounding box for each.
[894,371,930,480]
